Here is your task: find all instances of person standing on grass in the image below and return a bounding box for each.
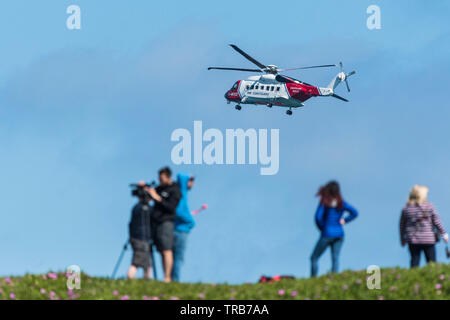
[127,195,152,279]
[172,173,196,282]
[139,167,181,282]
[310,181,358,277]
[400,185,448,268]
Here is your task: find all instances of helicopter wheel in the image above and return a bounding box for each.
[286,109,293,116]
[267,103,273,108]
[235,105,242,110]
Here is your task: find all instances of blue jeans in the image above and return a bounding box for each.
[171,230,189,282]
[310,236,344,277]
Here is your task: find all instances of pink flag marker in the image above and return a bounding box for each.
[192,204,208,215]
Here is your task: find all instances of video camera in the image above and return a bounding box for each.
[130,181,156,202]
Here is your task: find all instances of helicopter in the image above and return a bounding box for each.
[208,44,356,116]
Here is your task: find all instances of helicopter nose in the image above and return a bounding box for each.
[224,91,229,100]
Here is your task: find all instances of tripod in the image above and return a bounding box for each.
[111,241,129,279]
[111,239,158,280]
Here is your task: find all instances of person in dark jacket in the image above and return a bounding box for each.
[310,181,358,277]
[127,196,152,279]
[140,167,181,282]
[172,173,196,282]
[400,185,448,268]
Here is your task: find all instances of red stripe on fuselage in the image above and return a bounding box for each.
[286,83,319,102]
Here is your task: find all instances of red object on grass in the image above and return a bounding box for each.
[258,275,295,283]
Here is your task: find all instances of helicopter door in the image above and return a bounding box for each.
[270,85,277,104]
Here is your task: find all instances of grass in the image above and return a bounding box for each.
[0,263,448,300]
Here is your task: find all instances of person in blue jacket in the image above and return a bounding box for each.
[172,173,196,282]
[310,181,358,277]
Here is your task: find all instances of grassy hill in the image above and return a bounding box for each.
[0,263,448,300]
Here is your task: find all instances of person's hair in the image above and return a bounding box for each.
[316,180,343,209]
[407,185,429,205]
[158,166,172,178]
[158,167,172,178]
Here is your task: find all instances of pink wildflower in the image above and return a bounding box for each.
[47,273,57,280]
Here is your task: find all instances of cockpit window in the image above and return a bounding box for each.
[231,82,238,90]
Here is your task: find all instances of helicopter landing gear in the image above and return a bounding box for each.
[235,105,242,110]
[267,103,273,108]
[286,108,293,116]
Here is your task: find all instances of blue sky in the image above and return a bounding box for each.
[0,0,449,284]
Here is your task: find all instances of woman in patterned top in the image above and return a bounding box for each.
[400,185,448,268]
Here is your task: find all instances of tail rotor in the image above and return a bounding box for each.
[324,62,356,102]
[339,61,356,92]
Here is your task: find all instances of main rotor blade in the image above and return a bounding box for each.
[281,64,336,71]
[207,67,262,72]
[345,79,350,92]
[331,93,349,102]
[229,44,266,69]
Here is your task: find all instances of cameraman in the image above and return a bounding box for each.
[127,191,153,279]
[140,167,181,282]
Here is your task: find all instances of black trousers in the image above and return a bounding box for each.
[408,243,436,268]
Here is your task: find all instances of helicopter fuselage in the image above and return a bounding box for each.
[224,74,323,108]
